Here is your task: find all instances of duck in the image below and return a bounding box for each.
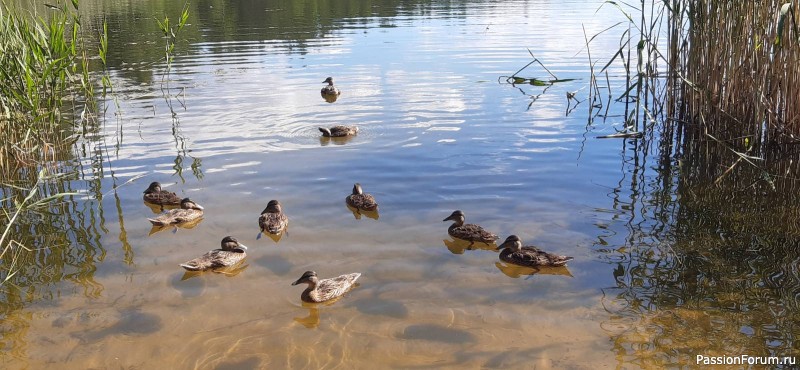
[291,271,361,303]
[319,125,358,137]
[147,198,204,226]
[442,210,499,245]
[346,183,378,212]
[497,235,574,267]
[258,199,289,236]
[320,76,341,96]
[180,236,248,271]
[142,181,181,206]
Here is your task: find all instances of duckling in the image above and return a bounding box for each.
[443,210,499,245]
[258,200,289,237]
[147,198,204,226]
[142,181,181,206]
[320,76,341,96]
[497,235,574,267]
[319,125,358,137]
[346,183,378,212]
[291,271,361,303]
[180,236,248,271]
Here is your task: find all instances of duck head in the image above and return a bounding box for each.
[143,181,162,194]
[180,198,205,210]
[292,270,319,286]
[498,235,523,251]
[262,199,282,214]
[443,210,465,223]
[322,77,334,85]
[221,236,248,253]
[352,183,363,195]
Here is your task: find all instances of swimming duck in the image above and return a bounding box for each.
[443,210,499,245]
[346,183,378,212]
[179,236,248,271]
[147,198,204,226]
[497,235,574,267]
[142,181,181,206]
[258,199,289,236]
[320,76,341,96]
[291,271,361,303]
[319,125,358,137]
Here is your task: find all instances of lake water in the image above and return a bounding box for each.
[2,0,799,368]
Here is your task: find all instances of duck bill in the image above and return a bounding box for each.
[443,215,455,222]
[194,204,205,210]
[236,244,248,252]
[291,278,303,286]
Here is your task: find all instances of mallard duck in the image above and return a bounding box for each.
[497,235,574,267]
[180,236,248,271]
[258,199,288,236]
[148,198,204,226]
[320,76,341,96]
[319,125,358,137]
[142,181,181,206]
[443,210,499,245]
[291,271,361,303]
[346,183,378,212]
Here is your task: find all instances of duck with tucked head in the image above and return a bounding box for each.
[320,76,341,96]
[148,198,204,226]
[319,125,358,137]
[497,235,574,267]
[258,200,288,239]
[346,183,378,212]
[443,210,499,245]
[180,236,248,271]
[291,271,361,303]
[143,181,181,206]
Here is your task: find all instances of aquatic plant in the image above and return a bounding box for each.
[0,0,105,175]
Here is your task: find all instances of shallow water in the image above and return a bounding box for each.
[2,0,800,368]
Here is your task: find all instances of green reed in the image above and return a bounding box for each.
[586,1,800,184]
[0,0,106,175]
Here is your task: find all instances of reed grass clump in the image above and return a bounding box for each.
[0,0,103,175]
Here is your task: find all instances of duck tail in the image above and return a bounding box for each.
[148,218,165,226]
[180,262,201,271]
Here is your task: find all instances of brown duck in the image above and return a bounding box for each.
[319,125,358,137]
[258,199,289,237]
[443,210,498,245]
[320,76,341,96]
[497,235,574,267]
[148,198,204,226]
[291,271,361,303]
[346,183,378,212]
[180,236,248,271]
[142,181,181,206]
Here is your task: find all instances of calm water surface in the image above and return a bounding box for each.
[2,0,799,369]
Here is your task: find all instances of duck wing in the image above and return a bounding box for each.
[315,273,361,301]
[450,223,498,243]
[347,194,378,211]
[259,212,288,234]
[180,249,245,271]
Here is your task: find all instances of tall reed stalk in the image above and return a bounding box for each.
[0,0,97,176]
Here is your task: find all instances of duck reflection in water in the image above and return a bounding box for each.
[442,238,499,255]
[180,263,249,281]
[494,261,573,279]
[319,133,355,146]
[320,91,338,103]
[148,216,204,236]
